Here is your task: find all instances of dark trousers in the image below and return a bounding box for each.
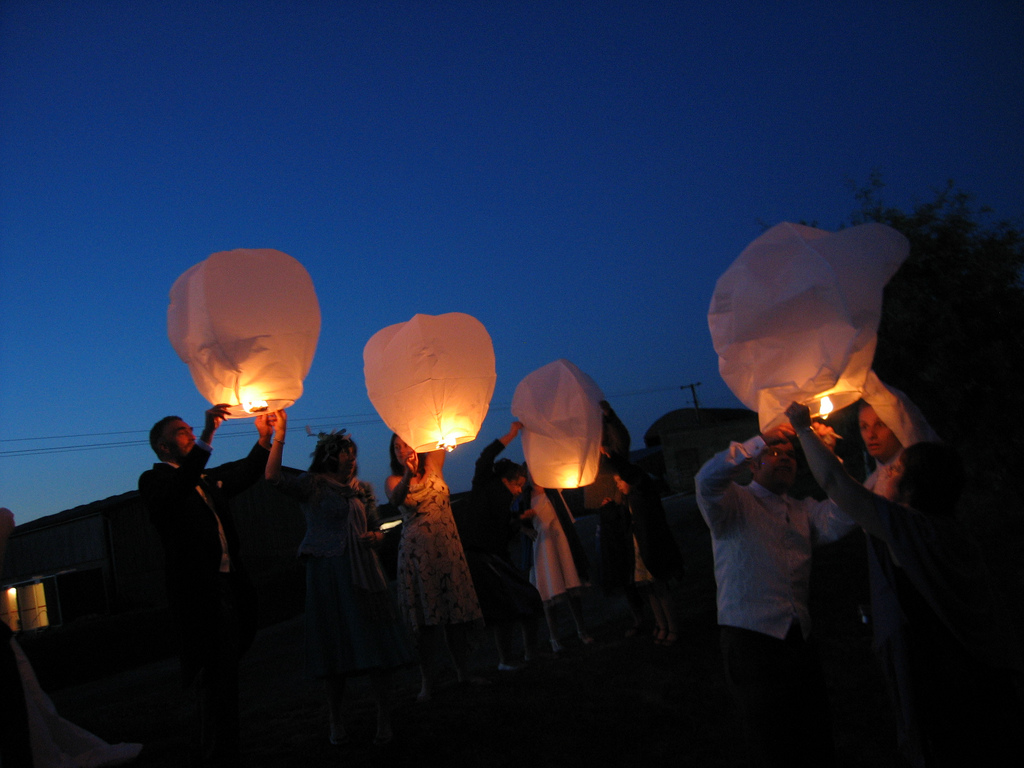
[190,575,244,768]
[720,624,837,768]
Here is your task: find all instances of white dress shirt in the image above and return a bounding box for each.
[696,436,855,639]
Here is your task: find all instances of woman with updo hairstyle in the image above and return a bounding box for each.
[267,411,412,746]
[387,433,483,701]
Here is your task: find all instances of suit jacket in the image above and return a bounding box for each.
[139,441,269,682]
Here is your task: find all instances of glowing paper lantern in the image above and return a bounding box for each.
[363,313,496,452]
[512,359,604,489]
[168,248,321,418]
[708,222,909,431]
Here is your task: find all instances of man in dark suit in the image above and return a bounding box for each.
[139,404,274,768]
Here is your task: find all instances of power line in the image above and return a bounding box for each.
[0,384,685,458]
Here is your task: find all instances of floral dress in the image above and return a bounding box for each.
[396,471,483,632]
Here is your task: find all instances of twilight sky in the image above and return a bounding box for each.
[2,0,1022,524]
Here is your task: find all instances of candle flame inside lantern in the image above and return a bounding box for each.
[437,436,458,452]
[818,396,834,418]
[242,400,269,414]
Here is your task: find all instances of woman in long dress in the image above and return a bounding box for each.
[523,483,593,652]
[266,412,412,745]
[387,434,483,701]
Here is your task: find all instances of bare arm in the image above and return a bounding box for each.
[265,410,287,482]
[199,404,230,445]
[386,450,418,506]
[385,474,408,505]
[254,411,274,451]
[784,403,886,538]
[499,421,523,448]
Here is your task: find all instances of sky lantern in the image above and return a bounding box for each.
[512,359,605,489]
[168,248,321,418]
[363,312,496,452]
[708,221,909,431]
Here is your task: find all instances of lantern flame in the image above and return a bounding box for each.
[437,437,458,452]
[241,400,269,414]
[818,396,834,419]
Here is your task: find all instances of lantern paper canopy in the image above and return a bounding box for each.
[363,313,496,453]
[861,371,939,448]
[708,222,909,431]
[511,359,605,489]
[168,248,321,418]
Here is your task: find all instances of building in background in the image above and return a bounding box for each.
[643,408,760,495]
[1,480,305,635]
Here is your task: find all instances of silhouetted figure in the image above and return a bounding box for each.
[457,421,542,669]
[696,425,854,768]
[139,404,272,768]
[789,401,1024,768]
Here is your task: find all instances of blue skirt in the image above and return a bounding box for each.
[304,554,415,678]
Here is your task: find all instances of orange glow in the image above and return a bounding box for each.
[818,395,834,418]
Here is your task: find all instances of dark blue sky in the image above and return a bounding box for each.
[2,0,1022,523]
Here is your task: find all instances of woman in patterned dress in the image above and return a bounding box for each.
[387,434,483,701]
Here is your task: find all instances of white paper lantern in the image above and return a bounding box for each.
[708,222,908,431]
[363,313,496,452]
[168,248,321,418]
[512,359,605,489]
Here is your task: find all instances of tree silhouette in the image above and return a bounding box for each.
[851,174,1024,517]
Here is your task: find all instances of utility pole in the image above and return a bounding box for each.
[680,381,702,425]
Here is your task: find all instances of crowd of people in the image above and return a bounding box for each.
[4,388,1022,768]
[123,399,683,768]
[695,393,1024,768]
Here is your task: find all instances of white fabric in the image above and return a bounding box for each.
[708,222,909,431]
[12,638,142,767]
[529,490,584,602]
[696,436,855,639]
[512,359,604,489]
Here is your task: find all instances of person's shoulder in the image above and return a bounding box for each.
[139,462,172,485]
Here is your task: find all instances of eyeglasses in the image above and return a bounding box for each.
[763,447,796,460]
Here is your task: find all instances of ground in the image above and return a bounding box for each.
[36,497,915,767]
